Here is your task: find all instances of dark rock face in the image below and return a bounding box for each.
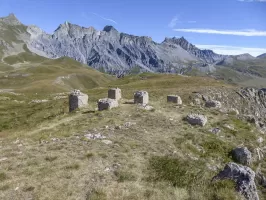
[26,23,225,73]
[231,147,252,165]
[213,162,259,200]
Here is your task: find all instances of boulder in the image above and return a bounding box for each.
[212,162,259,200]
[231,147,252,166]
[134,91,149,105]
[98,98,118,111]
[186,114,207,126]
[205,100,222,108]
[167,95,182,105]
[69,89,88,112]
[108,88,122,100]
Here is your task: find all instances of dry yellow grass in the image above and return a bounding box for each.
[0,73,264,200]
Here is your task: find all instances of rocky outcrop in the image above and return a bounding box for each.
[213,162,259,200]
[25,21,226,74]
[231,147,252,165]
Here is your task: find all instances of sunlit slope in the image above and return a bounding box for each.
[0,53,114,93]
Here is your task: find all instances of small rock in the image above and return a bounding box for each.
[102,140,113,145]
[205,100,222,109]
[84,133,106,140]
[231,147,252,165]
[224,124,235,130]
[187,114,208,126]
[124,122,136,127]
[209,128,221,134]
[257,137,264,143]
[30,99,49,104]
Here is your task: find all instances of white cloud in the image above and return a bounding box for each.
[89,12,118,24]
[174,28,266,36]
[168,16,179,28]
[196,44,266,56]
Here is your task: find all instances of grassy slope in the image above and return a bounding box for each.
[0,73,265,200]
[0,53,114,93]
[215,58,266,87]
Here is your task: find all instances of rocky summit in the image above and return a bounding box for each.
[26,23,225,74]
[1,13,266,84]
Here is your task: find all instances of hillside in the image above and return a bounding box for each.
[1,73,266,199]
[0,49,113,93]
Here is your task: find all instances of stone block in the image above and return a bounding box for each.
[134,91,149,105]
[69,89,88,112]
[108,88,122,100]
[167,95,182,105]
[98,98,119,111]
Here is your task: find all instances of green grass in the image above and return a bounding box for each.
[0,172,8,182]
[148,156,241,200]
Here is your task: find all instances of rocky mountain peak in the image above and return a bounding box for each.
[103,25,118,33]
[0,13,21,25]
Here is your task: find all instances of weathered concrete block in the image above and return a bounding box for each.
[108,88,121,100]
[167,95,182,105]
[69,89,88,112]
[134,91,149,105]
[98,98,119,111]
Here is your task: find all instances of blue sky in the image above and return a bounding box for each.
[0,0,266,56]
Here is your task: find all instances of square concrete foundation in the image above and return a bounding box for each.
[69,90,88,112]
[134,91,149,105]
[167,95,182,105]
[108,88,121,100]
[98,98,119,111]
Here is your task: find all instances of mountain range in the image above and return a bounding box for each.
[1,13,266,85]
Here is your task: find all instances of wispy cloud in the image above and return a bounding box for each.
[174,28,266,36]
[87,12,118,24]
[196,44,266,56]
[168,15,196,28]
[168,16,179,28]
